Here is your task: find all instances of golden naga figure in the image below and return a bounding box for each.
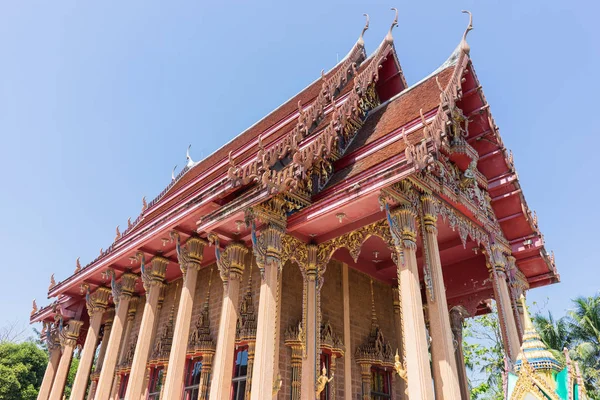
[315,365,334,397]
[394,349,408,383]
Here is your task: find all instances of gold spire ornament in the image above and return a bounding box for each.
[115,226,121,241]
[75,257,81,273]
[142,196,147,212]
[460,10,473,55]
[31,299,38,316]
[315,364,334,397]
[49,274,56,290]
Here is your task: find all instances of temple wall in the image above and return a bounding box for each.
[120,294,146,364]
[189,265,223,344]
[320,260,346,399]
[348,266,403,399]
[278,261,303,398]
[150,279,183,352]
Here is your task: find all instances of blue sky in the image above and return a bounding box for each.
[0,0,598,333]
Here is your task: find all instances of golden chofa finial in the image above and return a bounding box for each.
[386,8,399,43]
[171,165,178,181]
[142,196,147,212]
[357,14,370,46]
[75,257,81,273]
[460,10,473,55]
[31,299,38,316]
[115,225,121,241]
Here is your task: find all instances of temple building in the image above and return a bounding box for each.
[505,296,589,400]
[30,9,559,400]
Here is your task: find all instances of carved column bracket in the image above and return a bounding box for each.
[85,287,111,316]
[171,232,207,276]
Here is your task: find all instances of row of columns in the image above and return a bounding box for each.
[38,194,524,400]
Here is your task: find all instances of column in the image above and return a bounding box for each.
[506,256,527,340]
[71,287,111,400]
[95,272,137,400]
[342,263,352,400]
[249,215,285,400]
[37,330,60,400]
[125,255,169,399]
[141,287,166,400]
[301,244,319,398]
[244,342,256,399]
[88,309,114,400]
[161,234,206,399]
[484,244,521,362]
[391,286,407,396]
[209,241,248,399]
[420,195,462,399]
[386,203,434,399]
[284,338,303,400]
[109,296,139,400]
[48,320,83,400]
[449,306,470,400]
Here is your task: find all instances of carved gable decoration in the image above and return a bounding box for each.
[188,302,215,355]
[150,307,175,364]
[320,321,344,357]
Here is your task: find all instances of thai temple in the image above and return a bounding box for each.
[30,9,565,400]
[505,297,589,400]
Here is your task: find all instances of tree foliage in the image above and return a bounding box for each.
[463,308,505,400]
[465,294,600,399]
[0,341,47,400]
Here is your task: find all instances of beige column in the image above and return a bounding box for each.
[342,263,352,400]
[94,272,137,400]
[301,244,319,398]
[420,195,462,399]
[161,234,207,399]
[37,329,61,400]
[386,203,434,399]
[125,255,169,399]
[71,287,111,400]
[506,256,527,340]
[449,306,470,400]
[87,310,114,400]
[48,320,83,400]
[95,309,115,373]
[391,286,407,397]
[141,287,166,400]
[248,213,285,400]
[109,296,139,400]
[209,240,248,398]
[484,244,521,362]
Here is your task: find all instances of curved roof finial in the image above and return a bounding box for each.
[386,8,399,43]
[171,165,178,181]
[186,144,194,166]
[460,10,473,54]
[358,14,370,46]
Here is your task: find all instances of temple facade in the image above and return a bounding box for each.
[31,10,559,400]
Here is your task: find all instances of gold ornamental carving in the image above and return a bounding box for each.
[208,233,248,285]
[85,287,111,316]
[170,232,206,277]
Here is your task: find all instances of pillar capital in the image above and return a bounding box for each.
[171,232,208,275]
[127,296,140,320]
[107,271,138,304]
[59,320,83,348]
[248,217,286,276]
[420,194,438,233]
[483,243,507,276]
[86,287,111,316]
[208,234,248,284]
[385,203,418,251]
[138,254,169,291]
[104,308,115,326]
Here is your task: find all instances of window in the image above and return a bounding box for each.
[231,347,248,400]
[117,374,129,400]
[183,358,203,400]
[319,353,331,400]
[148,366,165,400]
[370,367,391,399]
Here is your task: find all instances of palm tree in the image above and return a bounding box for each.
[568,295,600,394]
[533,311,571,362]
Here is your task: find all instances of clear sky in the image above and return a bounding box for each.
[0,0,598,333]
